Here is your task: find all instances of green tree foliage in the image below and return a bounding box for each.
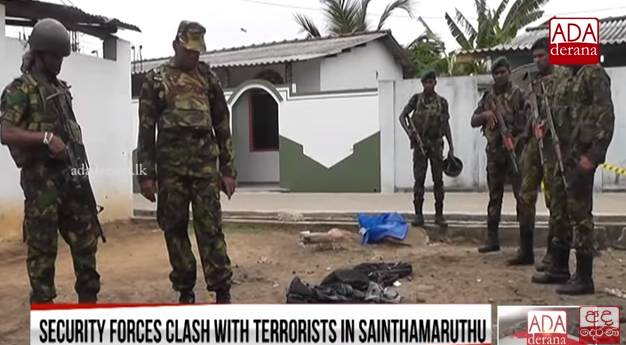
[293,0,415,38]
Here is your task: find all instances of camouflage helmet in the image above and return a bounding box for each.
[28,18,71,57]
[443,155,463,177]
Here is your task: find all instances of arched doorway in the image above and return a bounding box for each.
[230,76,282,187]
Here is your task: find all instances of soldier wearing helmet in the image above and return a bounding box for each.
[136,21,236,304]
[0,18,101,304]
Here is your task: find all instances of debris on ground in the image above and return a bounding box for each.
[602,287,626,300]
[299,228,356,252]
[285,262,412,303]
[612,228,626,250]
[357,213,408,245]
[300,228,356,244]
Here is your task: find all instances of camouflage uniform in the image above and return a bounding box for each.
[0,74,101,304]
[471,80,527,255]
[401,89,451,227]
[136,21,235,302]
[533,64,614,296]
[518,65,571,270]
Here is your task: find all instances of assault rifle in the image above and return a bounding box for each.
[527,83,546,165]
[407,118,426,156]
[539,82,568,189]
[485,93,519,172]
[48,90,107,243]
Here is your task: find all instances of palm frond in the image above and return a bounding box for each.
[323,0,362,35]
[293,13,322,38]
[377,0,415,30]
[417,16,440,40]
[357,0,373,32]
[493,0,511,22]
[454,8,478,43]
[502,0,548,36]
[474,0,489,27]
[445,12,473,50]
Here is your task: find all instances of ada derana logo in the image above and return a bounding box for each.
[548,17,600,65]
[579,306,621,344]
[526,310,567,344]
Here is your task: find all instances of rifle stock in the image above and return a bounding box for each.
[527,84,546,166]
[49,91,107,243]
[539,83,568,189]
[407,119,426,156]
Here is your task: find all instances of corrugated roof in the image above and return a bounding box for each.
[1,0,140,38]
[132,31,413,74]
[457,15,626,57]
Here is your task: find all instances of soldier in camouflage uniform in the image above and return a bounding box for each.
[470,57,528,257]
[518,38,571,270]
[137,21,236,304]
[532,63,614,295]
[399,70,455,228]
[0,19,101,303]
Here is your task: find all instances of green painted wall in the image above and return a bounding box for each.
[279,132,381,192]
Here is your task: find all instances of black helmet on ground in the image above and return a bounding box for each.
[443,155,463,177]
[28,18,71,57]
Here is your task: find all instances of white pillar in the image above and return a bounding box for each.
[378,80,396,193]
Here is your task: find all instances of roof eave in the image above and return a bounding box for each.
[378,33,415,76]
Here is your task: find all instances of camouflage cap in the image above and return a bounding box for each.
[420,69,437,82]
[491,56,510,73]
[176,20,206,52]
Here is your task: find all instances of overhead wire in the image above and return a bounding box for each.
[235,0,626,21]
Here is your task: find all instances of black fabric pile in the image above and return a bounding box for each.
[286,262,412,303]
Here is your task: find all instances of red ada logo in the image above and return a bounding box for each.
[579,306,621,344]
[527,311,567,344]
[548,17,600,65]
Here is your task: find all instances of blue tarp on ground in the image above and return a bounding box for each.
[357,213,409,245]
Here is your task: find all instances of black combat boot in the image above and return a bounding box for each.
[434,201,448,228]
[531,245,570,284]
[411,200,424,226]
[478,221,500,253]
[179,290,195,304]
[555,252,595,295]
[78,294,97,303]
[215,289,231,304]
[536,235,554,272]
[507,227,534,265]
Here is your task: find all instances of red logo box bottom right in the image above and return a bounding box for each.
[497,305,621,345]
[578,306,621,344]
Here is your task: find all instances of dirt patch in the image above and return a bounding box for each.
[1,221,625,344]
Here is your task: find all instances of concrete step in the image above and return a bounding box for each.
[134,209,626,223]
[131,214,626,250]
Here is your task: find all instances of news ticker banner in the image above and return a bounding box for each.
[497,305,622,344]
[31,304,491,345]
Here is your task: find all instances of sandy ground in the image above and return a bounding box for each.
[1,221,625,344]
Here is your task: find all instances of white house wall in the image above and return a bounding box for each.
[278,91,381,192]
[380,68,626,192]
[0,31,134,239]
[224,61,321,93]
[320,41,403,91]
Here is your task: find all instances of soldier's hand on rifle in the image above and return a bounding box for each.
[533,120,547,139]
[47,135,67,159]
[140,180,157,202]
[482,110,497,129]
[578,155,595,172]
[503,136,515,151]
